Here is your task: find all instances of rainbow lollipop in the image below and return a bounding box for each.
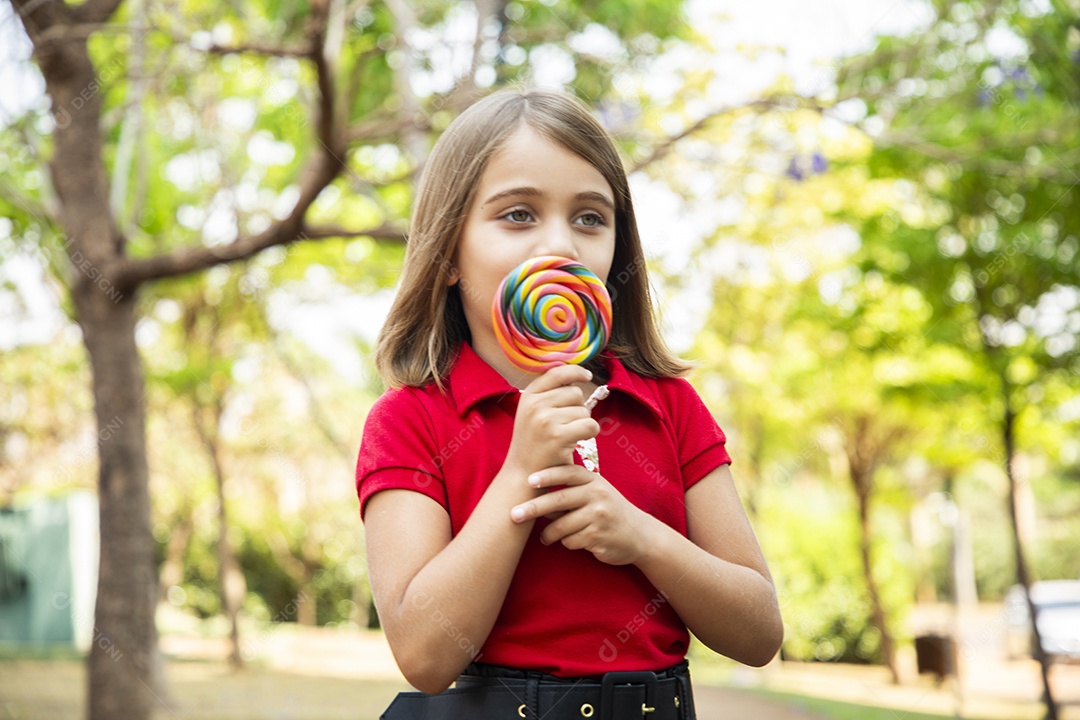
[492,256,613,373]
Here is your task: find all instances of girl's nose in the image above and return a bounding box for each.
[536,223,579,260]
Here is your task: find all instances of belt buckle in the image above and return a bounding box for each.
[600,670,658,720]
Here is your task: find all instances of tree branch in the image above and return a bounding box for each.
[269,333,353,462]
[346,113,432,144]
[205,41,310,58]
[383,0,426,164]
[72,0,126,25]
[442,0,501,110]
[309,0,338,152]
[10,0,69,38]
[627,96,814,174]
[112,0,362,289]
[302,222,405,241]
[162,26,310,57]
[875,130,1080,184]
[112,221,403,287]
[325,0,348,133]
[110,0,148,236]
[0,175,53,228]
[32,22,144,45]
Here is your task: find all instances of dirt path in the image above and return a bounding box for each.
[695,684,827,719]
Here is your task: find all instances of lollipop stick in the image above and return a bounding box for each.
[576,384,608,472]
[583,385,609,412]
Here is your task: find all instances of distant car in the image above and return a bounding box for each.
[1005,580,1080,663]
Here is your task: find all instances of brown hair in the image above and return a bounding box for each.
[374,88,691,389]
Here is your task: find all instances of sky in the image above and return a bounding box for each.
[0,0,932,377]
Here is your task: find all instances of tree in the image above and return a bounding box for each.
[158,282,253,667]
[648,88,925,675]
[834,2,1080,714]
[4,0,698,716]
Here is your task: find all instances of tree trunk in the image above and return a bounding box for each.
[158,510,194,602]
[17,4,159,715]
[296,567,318,627]
[1002,399,1058,720]
[11,0,384,714]
[266,527,318,625]
[366,596,381,630]
[740,408,766,520]
[350,581,371,628]
[909,503,937,603]
[298,528,321,626]
[214,467,246,669]
[78,291,158,720]
[852,466,900,684]
[193,407,246,668]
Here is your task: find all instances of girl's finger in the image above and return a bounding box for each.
[554,527,594,553]
[510,485,587,522]
[540,510,590,546]
[527,465,598,489]
[562,416,600,441]
[543,406,591,427]
[523,365,592,395]
[535,386,587,408]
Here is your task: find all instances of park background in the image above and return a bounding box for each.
[1,0,1079,718]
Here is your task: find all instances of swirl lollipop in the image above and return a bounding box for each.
[492,256,613,373]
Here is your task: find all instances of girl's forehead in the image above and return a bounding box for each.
[479,125,613,197]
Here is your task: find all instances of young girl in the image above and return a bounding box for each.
[356,88,782,720]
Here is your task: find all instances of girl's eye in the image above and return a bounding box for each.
[504,209,533,223]
[576,213,605,228]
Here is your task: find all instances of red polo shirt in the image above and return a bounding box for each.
[356,342,731,677]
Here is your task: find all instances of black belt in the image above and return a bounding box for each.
[379,660,695,720]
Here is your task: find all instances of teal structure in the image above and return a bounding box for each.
[0,491,98,651]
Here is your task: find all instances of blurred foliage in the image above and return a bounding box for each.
[639,0,1080,665]
[1,0,695,642]
[2,0,1079,672]
[762,480,913,664]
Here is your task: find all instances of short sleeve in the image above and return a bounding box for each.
[355,388,447,521]
[661,378,732,490]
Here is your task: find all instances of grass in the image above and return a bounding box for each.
[0,654,1055,720]
[740,686,995,720]
[686,645,1057,720]
[0,641,82,661]
[0,656,410,720]
[4,625,1071,720]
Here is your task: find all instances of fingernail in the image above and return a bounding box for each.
[528,474,541,487]
[511,506,526,522]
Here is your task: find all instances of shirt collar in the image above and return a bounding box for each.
[447,342,520,416]
[447,342,663,419]
[601,349,664,419]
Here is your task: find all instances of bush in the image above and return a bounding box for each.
[758,480,912,665]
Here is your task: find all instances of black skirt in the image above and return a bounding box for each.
[379,659,696,720]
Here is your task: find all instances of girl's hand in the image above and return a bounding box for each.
[504,365,599,475]
[509,465,653,566]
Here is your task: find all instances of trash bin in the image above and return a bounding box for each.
[914,633,954,684]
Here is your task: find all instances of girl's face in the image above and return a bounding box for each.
[453,123,617,377]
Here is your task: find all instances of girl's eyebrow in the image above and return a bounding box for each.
[482,187,615,212]
[576,191,615,212]
[482,187,543,207]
